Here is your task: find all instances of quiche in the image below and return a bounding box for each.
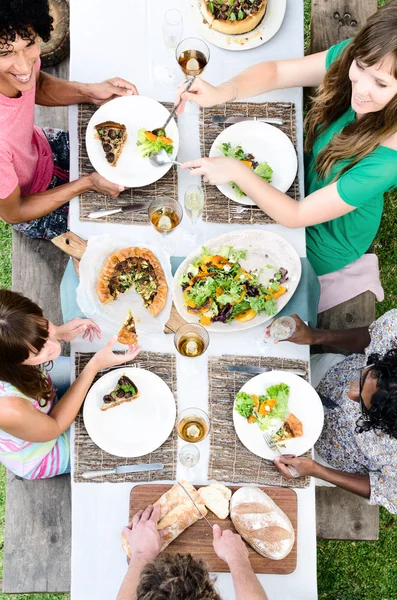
[200,0,267,35]
[97,247,168,317]
[94,120,127,167]
[101,374,139,412]
[272,413,303,443]
[117,309,138,345]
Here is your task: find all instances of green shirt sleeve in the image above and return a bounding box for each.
[337,150,397,207]
[325,38,352,70]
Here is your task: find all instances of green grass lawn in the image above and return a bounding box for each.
[1,2,397,598]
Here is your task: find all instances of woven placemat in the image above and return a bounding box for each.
[74,351,177,483]
[208,355,310,488]
[200,102,299,225]
[78,103,178,224]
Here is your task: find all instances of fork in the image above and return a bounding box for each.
[97,362,142,373]
[231,204,261,214]
[262,431,300,478]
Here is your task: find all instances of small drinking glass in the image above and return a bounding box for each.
[176,407,210,443]
[163,9,183,53]
[176,37,210,80]
[183,184,204,245]
[174,322,210,374]
[179,443,200,467]
[255,315,297,354]
[148,196,183,255]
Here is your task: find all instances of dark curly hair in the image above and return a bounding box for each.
[136,554,222,600]
[356,348,397,438]
[0,0,53,51]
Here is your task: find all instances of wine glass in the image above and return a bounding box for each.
[255,315,297,354]
[183,185,204,245]
[174,323,210,375]
[176,407,210,443]
[154,9,184,88]
[179,443,200,467]
[176,37,210,79]
[148,196,183,255]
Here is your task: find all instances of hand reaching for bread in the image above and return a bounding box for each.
[122,504,167,564]
[213,524,249,566]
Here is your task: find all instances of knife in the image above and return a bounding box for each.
[211,116,284,125]
[81,463,164,479]
[87,203,149,219]
[227,365,306,376]
[177,482,213,530]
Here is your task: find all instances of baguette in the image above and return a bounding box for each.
[230,487,294,560]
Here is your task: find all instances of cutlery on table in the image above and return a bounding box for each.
[231,204,261,214]
[151,76,196,136]
[82,463,164,479]
[262,432,300,478]
[87,203,149,219]
[211,116,284,125]
[227,365,307,377]
[177,482,213,529]
[149,148,183,168]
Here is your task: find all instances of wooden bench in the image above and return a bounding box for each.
[309,0,380,541]
[3,48,72,595]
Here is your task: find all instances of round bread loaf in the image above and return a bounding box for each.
[230,487,294,560]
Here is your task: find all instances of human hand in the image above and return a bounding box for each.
[274,455,317,480]
[83,78,138,105]
[264,315,316,345]
[182,156,244,186]
[123,504,166,564]
[87,172,125,197]
[175,78,232,115]
[90,335,140,372]
[55,318,102,343]
[213,524,249,566]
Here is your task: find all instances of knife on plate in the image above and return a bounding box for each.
[87,203,149,219]
[177,482,213,529]
[211,116,284,125]
[227,365,306,376]
[81,463,164,479]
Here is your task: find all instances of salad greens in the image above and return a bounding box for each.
[217,142,273,198]
[136,128,174,158]
[235,382,290,431]
[179,245,288,326]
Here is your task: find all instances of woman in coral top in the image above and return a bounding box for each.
[0,0,137,239]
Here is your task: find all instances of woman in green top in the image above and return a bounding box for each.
[177,1,397,277]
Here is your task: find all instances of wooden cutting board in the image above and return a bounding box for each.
[128,484,297,574]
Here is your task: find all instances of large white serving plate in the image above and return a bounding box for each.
[85,95,179,187]
[233,371,324,460]
[83,367,176,457]
[209,121,298,206]
[173,230,301,332]
[188,0,287,51]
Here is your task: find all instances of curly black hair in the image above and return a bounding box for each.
[0,0,53,51]
[356,348,397,438]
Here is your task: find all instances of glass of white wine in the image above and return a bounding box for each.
[255,315,297,354]
[176,37,210,79]
[148,196,183,255]
[183,185,204,245]
[174,322,210,375]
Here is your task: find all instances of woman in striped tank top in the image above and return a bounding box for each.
[0,290,140,479]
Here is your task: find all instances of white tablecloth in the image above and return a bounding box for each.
[68,1,317,598]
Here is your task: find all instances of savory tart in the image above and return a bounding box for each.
[117,309,138,345]
[97,247,168,317]
[94,121,127,167]
[101,374,139,411]
[272,413,303,443]
[200,0,267,35]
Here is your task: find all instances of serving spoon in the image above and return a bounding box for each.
[149,148,183,168]
[151,76,196,137]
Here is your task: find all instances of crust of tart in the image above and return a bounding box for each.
[200,0,267,35]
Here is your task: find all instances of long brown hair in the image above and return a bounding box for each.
[0,290,53,405]
[305,0,397,180]
[137,554,222,600]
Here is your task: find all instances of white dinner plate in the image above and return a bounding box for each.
[233,371,324,459]
[188,0,287,51]
[83,367,176,458]
[209,121,298,205]
[173,229,301,332]
[85,96,179,188]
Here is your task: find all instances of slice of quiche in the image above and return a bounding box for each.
[271,413,303,443]
[117,310,138,345]
[101,374,139,412]
[94,120,127,167]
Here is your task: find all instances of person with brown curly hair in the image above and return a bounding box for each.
[0,0,138,239]
[117,504,268,600]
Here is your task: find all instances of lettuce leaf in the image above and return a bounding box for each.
[235,392,254,418]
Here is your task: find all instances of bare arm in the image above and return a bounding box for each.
[229,557,268,600]
[117,556,147,600]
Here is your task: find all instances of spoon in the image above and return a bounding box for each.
[149,148,183,168]
[151,76,196,137]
